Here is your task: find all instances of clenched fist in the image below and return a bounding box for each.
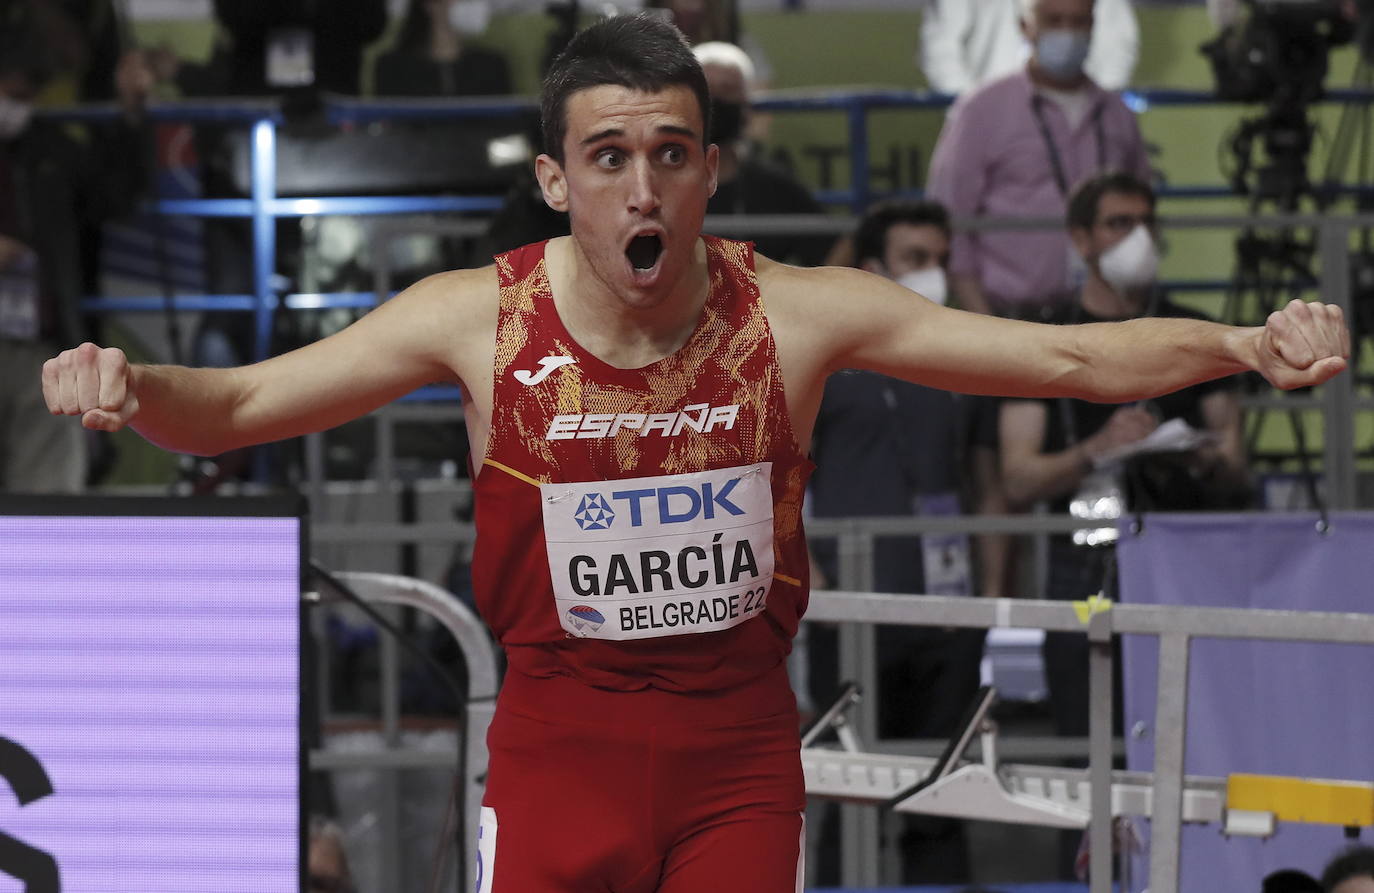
[42,343,140,432]
[1254,299,1351,390]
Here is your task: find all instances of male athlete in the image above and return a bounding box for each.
[42,14,1348,893]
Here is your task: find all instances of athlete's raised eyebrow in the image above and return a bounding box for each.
[581,127,624,147]
[580,124,698,147]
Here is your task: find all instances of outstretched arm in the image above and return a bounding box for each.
[42,267,493,456]
[765,263,1349,404]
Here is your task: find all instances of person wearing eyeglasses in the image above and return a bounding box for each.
[997,171,1251,876]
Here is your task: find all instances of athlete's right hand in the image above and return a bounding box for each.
[42,343,140,432]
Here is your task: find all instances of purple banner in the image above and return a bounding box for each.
[1118,513,1374,892]
[0,515,300,892]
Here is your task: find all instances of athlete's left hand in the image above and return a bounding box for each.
[1251,299,1350,390]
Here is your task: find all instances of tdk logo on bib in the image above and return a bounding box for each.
[581,479,745,531]
[574,494,615,531]
[541,463,776,642]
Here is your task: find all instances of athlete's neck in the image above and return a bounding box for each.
[547,236,712,369]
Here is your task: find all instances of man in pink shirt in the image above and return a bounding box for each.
[926,0,1151,318]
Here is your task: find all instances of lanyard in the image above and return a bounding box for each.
[1031,94,1107,198]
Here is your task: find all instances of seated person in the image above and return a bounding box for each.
[693,41,831,266]
[807,199,981,885]
[999,171,1251,739]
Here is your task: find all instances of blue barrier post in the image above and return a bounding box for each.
[250,118,278,365]
[250,118,277,481]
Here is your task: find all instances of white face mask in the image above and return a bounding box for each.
[448,0,492,36]
[1096,224,1159,296]
[0,96,33,141]
[1035,29,1091,82]
[896,267,948,306]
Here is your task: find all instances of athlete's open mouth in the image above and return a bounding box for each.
[626,234,664,272]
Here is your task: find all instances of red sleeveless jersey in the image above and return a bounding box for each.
[471,236,813,693]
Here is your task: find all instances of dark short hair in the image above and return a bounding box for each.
[1067,171,1156,231]
[853,200,952,267]
[540,13,712,163]
[1321,845,1374,891]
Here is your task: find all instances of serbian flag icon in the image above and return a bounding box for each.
[567,605,606,634]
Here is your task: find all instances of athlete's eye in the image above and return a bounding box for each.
[660,144,686,166]
[596,149,625,169]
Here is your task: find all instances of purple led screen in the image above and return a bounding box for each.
[0,515,300,892]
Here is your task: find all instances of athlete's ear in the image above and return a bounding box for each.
[535,154,570,212]
[705,142,719,198]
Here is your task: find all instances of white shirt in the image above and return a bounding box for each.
[919,0,1140,94]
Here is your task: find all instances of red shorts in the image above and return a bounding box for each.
[476,666,806,892]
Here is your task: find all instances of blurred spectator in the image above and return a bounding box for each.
[368,0,518,287]
[694,41,831,266]
[1323,846,1374,893]
[807,199,982,884]
[210,0,387,97]
[2,0,126,103]
[150,0,388,375]
[0,19,151,493]
[646,0,773,87]
[998,171,1248,879]
[925,0,1150,318]
[308,815,356,893]
[999,171,1248,736]
[649,0,737,44]
[920,0,1140,95]
[6,0,144,313]
[374,0,512,97]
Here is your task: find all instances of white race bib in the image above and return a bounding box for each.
[540,463,775,641]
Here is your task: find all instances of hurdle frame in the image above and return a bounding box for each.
[804,587,1374,893]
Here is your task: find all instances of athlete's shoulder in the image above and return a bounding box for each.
[391,263,499,323]
[381,265,500,371]
[400,263,499,302]
[754,253,881,306]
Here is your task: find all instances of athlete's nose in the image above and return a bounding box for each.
[626,158,661,216]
